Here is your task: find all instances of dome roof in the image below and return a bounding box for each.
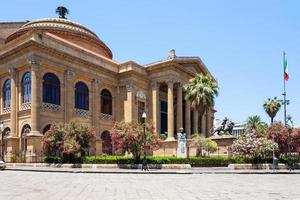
[6,18,113,58]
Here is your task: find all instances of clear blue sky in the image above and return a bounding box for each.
[1,0,299,125]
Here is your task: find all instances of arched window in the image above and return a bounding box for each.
[22,72,31,103]
[75,82,89,110]
[101,89,112,115]
[3,79,11,108]
[43,73,60,105]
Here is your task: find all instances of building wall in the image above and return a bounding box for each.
[0,21,216,161]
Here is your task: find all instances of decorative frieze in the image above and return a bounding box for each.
[64,69,75,80]
[28,56,41,70]
[42,103,61,112]
[136,90,146,100]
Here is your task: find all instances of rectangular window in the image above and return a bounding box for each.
[138,101,145,123]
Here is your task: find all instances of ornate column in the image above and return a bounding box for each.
[193,109,199,134]
[151,82,160,134]
[201,111,207,137]
[185,100,191,138]
[9,67,17,136]
[92,79,100,130]
[28,58,41,135]
[206,108,213,137]
[64,70,75,123]
[205,107,215,137]
[5,67,19,161]
[167,80,174,140]
[176,83,183,132]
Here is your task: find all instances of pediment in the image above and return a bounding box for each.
[178,62,203,75]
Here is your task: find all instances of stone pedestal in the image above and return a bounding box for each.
[177,129,187,158]
[5,136,19,162]
[153,140,177,156]
[26,134,43,163]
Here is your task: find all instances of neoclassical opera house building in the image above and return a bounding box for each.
[0,17,215,161]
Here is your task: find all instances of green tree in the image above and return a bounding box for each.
[203,138,218,156]
[190,134,218,157]
[184,74,218,133]
[190,133,206,156]
[244,115,267,137]
[263,97,282,124]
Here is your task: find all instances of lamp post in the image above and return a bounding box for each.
[141,111,148,171]
[0,122,4,162]
[287,115,294,171]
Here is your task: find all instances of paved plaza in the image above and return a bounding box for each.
[0,171,300,200]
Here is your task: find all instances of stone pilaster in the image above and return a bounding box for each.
[166,80,174,140]
[193,109,199,134]
[92,79,100,130]
[9,67,17,136]
[64,70,75,123]
[176,83,183,132]
[151,81,160,134]
[185,100,191,138]
[124,82,135,122]
[28,57,42,136]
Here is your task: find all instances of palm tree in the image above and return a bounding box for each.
[263,97,282,124]
[56,6,69,19]
[245,115,263,130]
[184,73,218,116]
[244,115,268,138]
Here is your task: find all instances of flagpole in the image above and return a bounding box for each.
[283,51,287,126]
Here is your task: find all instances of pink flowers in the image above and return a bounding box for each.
[110,121,161,162]
[42,122,95,157]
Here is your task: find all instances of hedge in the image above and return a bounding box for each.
[45,156,244,167]
[44,155,300,166]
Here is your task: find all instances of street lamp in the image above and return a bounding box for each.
[0,122,4,162]
[287,115,294,171]
[141,111,148,171]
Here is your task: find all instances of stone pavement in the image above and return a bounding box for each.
[5,166,300,174]
[0,171,300,200]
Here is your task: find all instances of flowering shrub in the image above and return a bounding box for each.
[267,122,300,154]
[43,122,95,162]
[110,121,161,163]
[232,136,278,159]
[190,134,218,157]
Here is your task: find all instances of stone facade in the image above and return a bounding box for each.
[0,18,216,161]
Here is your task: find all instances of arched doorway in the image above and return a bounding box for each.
[21,124,31,158]
[43,124,51,135]
[101,131,112,155]
[1,127,10,160]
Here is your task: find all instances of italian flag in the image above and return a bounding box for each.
[284,53,289,81]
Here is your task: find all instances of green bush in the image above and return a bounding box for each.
[45,155,300,166]
[44,156,62,163]
[81,156,245,167]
